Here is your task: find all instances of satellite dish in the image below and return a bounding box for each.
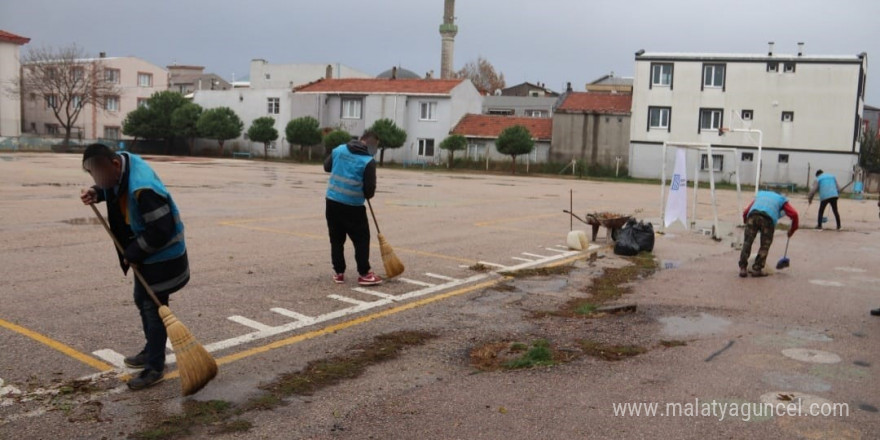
[494,89,502,96]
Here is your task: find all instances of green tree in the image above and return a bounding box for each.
[197,107,244,156]
[286,116,322,160]
[369,118,406,166]
[146,91,189,144]
[122,105,160,148]
[247,117,279,160]
[495,125,535,174]
[323,129,352,156]
[170,102,203,155]
[439,134,467,169]
[859,129,880,174]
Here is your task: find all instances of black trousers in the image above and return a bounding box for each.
[133,279,170,372]
[326,199,371,276]
[818,197,841,229]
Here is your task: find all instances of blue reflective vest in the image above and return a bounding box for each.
[107,153,186,264]
[816,174,839,201]
[748,191,788,225]
[326,145,373,206]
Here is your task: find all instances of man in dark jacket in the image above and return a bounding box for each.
[324,131,382,286]
[80,143,189,390]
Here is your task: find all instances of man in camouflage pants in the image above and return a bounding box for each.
[739,191,799,277]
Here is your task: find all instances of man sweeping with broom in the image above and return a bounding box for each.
[324,131,385,286]
[739,190,799,278]
[80,143,192,390]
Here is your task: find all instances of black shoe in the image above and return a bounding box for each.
[749,268,768,278]
[127,369,165,391]
[739,268,748,278]
[123,351,147,369]
[871,308,880,317]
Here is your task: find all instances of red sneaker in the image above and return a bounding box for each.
[357,272,383,286]
[332,273,345,284]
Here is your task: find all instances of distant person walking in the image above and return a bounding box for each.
[739,191,799,277]
[808,170,841,230]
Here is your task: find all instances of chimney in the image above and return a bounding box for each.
[768,41,775,56]
[99,52,106,58]
[391,66,398,80]
[325,64,333,79]
[425,70,433,79]
[566,82,572,93]
[797,42,804,57]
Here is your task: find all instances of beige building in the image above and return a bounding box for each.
[0,30,30,138]
[168,65,230,94]
[22,55,168,140]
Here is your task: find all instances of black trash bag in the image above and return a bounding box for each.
[632,221,655,253]
[613,220,641,256]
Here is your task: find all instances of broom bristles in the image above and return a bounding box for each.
[160,306,218,396]
[377,233,404,278]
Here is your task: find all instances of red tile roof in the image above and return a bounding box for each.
[451,114,553,141]
[295,78,465,95]
[0,30,30,45]
[557,92,632,114]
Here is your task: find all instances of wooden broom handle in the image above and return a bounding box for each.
[89,203,163,308]
[366,199,382,235]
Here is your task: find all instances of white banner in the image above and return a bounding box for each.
[664,147,688,228]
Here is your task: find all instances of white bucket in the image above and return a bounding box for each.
[567,230,589,250]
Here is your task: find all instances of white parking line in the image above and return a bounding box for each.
[522,252,551,259]
[91,349,127,369]
[424,273,458,282]
[546,247,570,253]
[328,294,373,306]
[270,308,315,323]
[397,278,436,288]
[511,257,536,263]
[352,287,397,300]
[228,316,275,332]
[477,261,507,269]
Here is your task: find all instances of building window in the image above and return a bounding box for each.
[72,95,83,109]
[700,154,724,172]
[778,154,789,164]
[267,97,280,114]
[648,106,671,131]
[767,62,778,72]
[72,68,84,82]
[525,109,548,118]
[45,124,59,135]
[488,108,514,116]
[137,98,148,108]
[741,109,753,121]
[104,126,120,140]
[104,96,119,112]
[782,111,794,122]
[783,62,796,73]
[45,95,57,109]
[651,63,673,87]
[702,64,725,89]
[741,152,754,162]
[104,69,120,84]
[341,98,362,119]
[137,73,153,87]
[418,138,435,157]
[420,101,438,121]
[699,108,723,132]
[46,68,56,80]
[529,91,541,97]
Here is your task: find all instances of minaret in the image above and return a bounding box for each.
[439,0,457,79]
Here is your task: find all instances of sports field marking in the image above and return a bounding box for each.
[0,318,114,372]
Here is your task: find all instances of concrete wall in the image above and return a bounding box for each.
[461,139,551,165]
[482,96,558,117]
[629,141,858,189]
[192,88,300,158]
[550,112,631,167]
[0,42,22,137]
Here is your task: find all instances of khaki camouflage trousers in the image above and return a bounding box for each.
[740,213,775,271]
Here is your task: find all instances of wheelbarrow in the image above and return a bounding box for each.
[563,210,632,242]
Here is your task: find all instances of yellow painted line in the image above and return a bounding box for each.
[0,318,114,372]
[161,252,589,380]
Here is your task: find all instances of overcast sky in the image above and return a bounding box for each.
[2,0,878,103]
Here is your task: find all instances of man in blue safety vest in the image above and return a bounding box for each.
[324,131,383,287]
[739,190,799,277]
[79,143,189,390]
[808,170,842,230]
